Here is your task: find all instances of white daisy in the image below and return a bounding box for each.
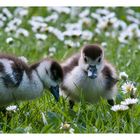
[111,104,129,112]
[49,53,54,57]
[32,16,44,22]
[2,8,12,19]
[60,122,75,133]
[101,42,107,48]
[48,47,56,57]
[127,9,135,16]
[64,21,82,31]
[81,17,91,26]
[29,17,47,33]
[48,26,64,41]
[16,28,29,37]
[14,8,28,17]
[8,18,22,27]
[127,15,140,25]
[91,13,101,22]
[121,82,137,94]
[64,40,74,48]
[70,7,81,18]
[105,32,111,37]
[81,30,93,40]
[64,40,80,48]
[5,25,17,33]
[63,30,82,37]
[6,105,18,112]
[118,32,130,44]
[0,21,4,28]
[109,17,118,25]
[97,19,108,30]
[49,47,56,53]
[94,28,101,35]
[0,13,7,21]
[118,23,140,44]
[45,13,58,23]
[60,122,70,130]
[35,33,47,41]
[69,128,75,134]
[119,72,128,80]
[113,20,127,31]
[48,7,70,14]
[96,8,110,16]
[121,98,138,106]
[6,37,14,44]
[79,8,90,18]
[18,56,28,63]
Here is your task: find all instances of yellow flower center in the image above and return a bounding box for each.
[63,123,70,130]
[126,85,132,92]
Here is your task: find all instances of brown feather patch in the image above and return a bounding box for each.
[0,62,4,72]
[82,44,103,60]
[102,65,118,90]
[0,54,31,79]
[50,61,63,82]
[62,54,80,76]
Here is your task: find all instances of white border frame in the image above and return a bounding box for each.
[0,2,140,140]
[1,134,140,140]
[0,0,140,6]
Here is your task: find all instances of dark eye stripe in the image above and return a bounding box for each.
[98,58,101,63]
[45,69,48,74]
[50,61,63,81]
[84,57,88,63]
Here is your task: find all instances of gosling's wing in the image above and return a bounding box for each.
[1,71,23,88]
[60,53,80,97]
[0,59,25,88]
[102,62,118,90]
[61,53,80,76]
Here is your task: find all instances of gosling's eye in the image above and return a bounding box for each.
[84,57,88,63]
[98,58,101,63]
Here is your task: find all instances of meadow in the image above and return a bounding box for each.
[0,7,140,133]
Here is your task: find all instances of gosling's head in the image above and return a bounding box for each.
[79,44,104,79]
[34,59,63,101]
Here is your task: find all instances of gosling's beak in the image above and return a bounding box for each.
[49,85,59,102]
[87,65,97,79]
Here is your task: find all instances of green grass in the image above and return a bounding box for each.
[0,7,140,133]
